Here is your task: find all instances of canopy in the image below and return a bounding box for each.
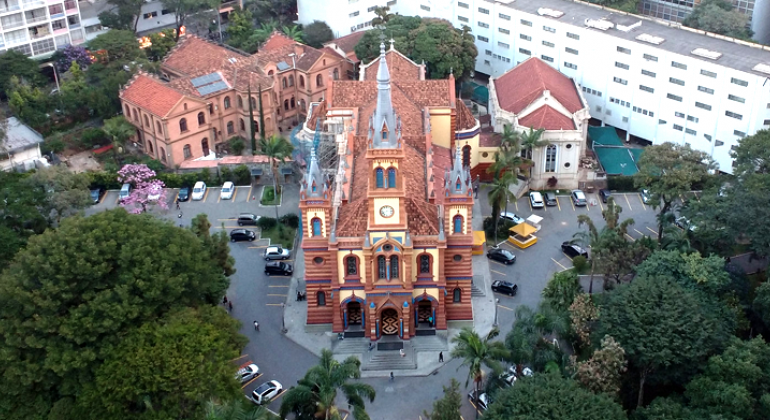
[510,222,538,237]
[473,231,486,246]
[594,146,639,175]
[589,126,624,146]
[526,215,543,225]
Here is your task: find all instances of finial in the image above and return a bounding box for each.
[389,38,395,50]
[450,67,453,75]
[379,31,385,43]
[379,41,386,55]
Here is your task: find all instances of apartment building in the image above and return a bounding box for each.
[301,0,770,173]
[0,0,85,58]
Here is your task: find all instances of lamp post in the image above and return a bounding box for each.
[493,298,499,327]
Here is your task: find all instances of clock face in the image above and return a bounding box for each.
[380,205,395,218]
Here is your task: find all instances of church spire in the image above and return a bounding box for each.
[445,143,471,196]
[301,119,327,198]
[370,38,399,148]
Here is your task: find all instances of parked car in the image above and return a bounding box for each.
[487,247,516,264]
[561,242,589,259]
[177,187,190,202]
[499,212,524,225]
[468,389,491,412]
[500,372,517,387]
[491,280,518,296]
[250,380,283,405]
[640,189,651,204]
[191,181,206,201]
[675,216,697,232]
[230,229,256,242]
[237,213,260,226]
[119,183,131,201]
[89,188,103,204]
[507,366,534,378]
[264,246,291,261]
[265,261,293,276]
[599,189,611,203]
[543,191,557,206]
[529,191,545,208]
[236,363,259,384]
[147,185,161,201]
[571,189,587,206]
[220,181,235,200]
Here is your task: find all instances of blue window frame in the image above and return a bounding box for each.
[376,168,384,188]
[312,218,321,236]
[387,168,396,188]
[453,215,463,234]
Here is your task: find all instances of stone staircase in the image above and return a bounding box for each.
[411,335,448,352]
[332,337,367,354]
[471,275,486,297]
[362,343,417,371]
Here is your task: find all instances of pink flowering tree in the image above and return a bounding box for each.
[117,164,168,214]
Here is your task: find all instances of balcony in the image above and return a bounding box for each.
[1,13,24,29]
[66,15,78,28]
[51,18,66,33]
[63,0,75,13]
[48,4,63,18]
[28,24,50,39]
[0,1,21,13]
[21,0,45,9]
[24,8,47,24]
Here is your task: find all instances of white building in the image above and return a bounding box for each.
[0,0,85,58]
[298,0,770,173]
[1,116,47,171]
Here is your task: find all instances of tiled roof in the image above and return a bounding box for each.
[321,46,344,59]
[493,57,583,114]
[479,132,502,147]
[395,80,451,108]
[336,199,370,236]
[307,100,327,128]
[456,101,477,131]
[121,73,184,117]
[431,145,452,204]
[328,31,366,54]
[256,43,326,72]
[518,105,576,130]
[363,51,421,81]
[163,35,247,76]
[260,31,296,52]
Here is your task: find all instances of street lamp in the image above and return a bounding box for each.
[493,298,499,327]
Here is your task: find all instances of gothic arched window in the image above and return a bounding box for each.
[390,255,399,279]
[375,168,384,188]
[311,217,322,236]
[453,215,463,234]
[377,255,387,279]
[387,168,396,188]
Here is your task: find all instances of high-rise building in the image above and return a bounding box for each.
[0,0,85,58]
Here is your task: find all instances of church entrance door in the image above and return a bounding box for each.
[380,308,399,335]
[347,302,362,326]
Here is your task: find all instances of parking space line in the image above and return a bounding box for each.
[249,246,268,249]
[218,192,222,203]
[241,373,263,389]
[562,252,574,261]
[491,269,506,276]
[203,188,210,202]
[585,201,589,211]
[232,187,239,202]
[115,194,120,205]
[634,228,646,237]
[514,200,518,211]
[597,198,604,211]
[646,227,658,235]
[219,218,236,221]
[528,198,532,211]
[639,194,647,211]
[624,194,633,211]
[570,198,575,211]
[272,389,287,401]
[268,285,289,288]
[551,258,569,271]
[624,233,636,242]
[497,304,513,311]
[246,186,253,202]
[556,197,561,211]
[215,226,241,229]
[266,303,284,306]
[489,260,509,267]
[267,294,287,297]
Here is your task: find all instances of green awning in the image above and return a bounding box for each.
[589,126,624,147]
[594,146,639,176]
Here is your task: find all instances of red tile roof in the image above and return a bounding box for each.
[456,101,477,131]
[479,132,502,147]
[121,73,184,117]
[260,31,296,52]
[328,31,366,54]
[518,105,575,130]
[163,35,247,76]
[493,58,583,114]
[363,51,421,82]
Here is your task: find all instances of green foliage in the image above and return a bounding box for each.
[451,327,509,396]
[683,0,753,39]
[487,172,517,243]
[753,282,770,329]
[354,15,478,81]
[247,0,297,25]
[423,379,462,420]
[89,30,145,62]
[303,20,334,48]
[228,136,246,155]
[483,216,515,243]
[571,335,627,397]
[161,0,214,39]
[76,306,246,420]
[233,164,251,185]
[191,214,236,277]
[98,0,142,30]
[226,9,266,54]
[571,255,588,273]
[279,349,375,420]
[87,170,122,190]
[261,185,277,204]
[0,50,45,97]
[78,127,109,149]
[279,213,299,229]
[203,398,273,420]
[607,175,636,192]
[0,209,230,419]
[635,250,730,294]
[42,133,66,154]
[484,373,627,420]
[256,216,277,230]
[542,271,582,313]
[281,24,303,41]
[147,28,178,61]
[506,305,569,372]
[7,76,50,129]
[24,165,92,223]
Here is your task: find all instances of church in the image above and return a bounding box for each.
[298,41,478,340]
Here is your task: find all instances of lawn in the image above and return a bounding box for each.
[260,186,282,205]
[259,224,296,250]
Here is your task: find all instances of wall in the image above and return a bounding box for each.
[429,111,452,148]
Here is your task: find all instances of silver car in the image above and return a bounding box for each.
[236,363,259,384]
[571,189,587,206]
[499,212,524,225]
[264,246,291,261]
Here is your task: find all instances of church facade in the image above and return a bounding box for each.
[298,42,478,340]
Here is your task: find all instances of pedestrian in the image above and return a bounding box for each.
[428,316,433,327]
[439,351,444,362]
[368,342,374,352]
[228,301,233,311]
[175,199,180,210]
[399,348,405,358]
[223,296,228,305]
[253,320,260,331]
[389,372,394,382]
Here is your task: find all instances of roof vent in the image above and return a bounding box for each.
[585,18,614,31]
[752,63,770,75]
[228,57,237,63]
[691,48,722,60]
[636,33,664,45]
[538,7,564,18]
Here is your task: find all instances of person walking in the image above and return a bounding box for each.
[368,342,374,352]
[228,301,233,311]
[223,296,228,305]
[399,348,405,358]
[389,372,394,382]
[175,199,180,210]
[253,320,260,331]
[439,351,444,362]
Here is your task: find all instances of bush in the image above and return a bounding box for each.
[42,135,66,154]
[279,213,299,229]
[607,175,636,192]
[572,255,588,273]
[157,172,183,188]
[198,168,212,185]
[483,216,514,241]
[228,137,245,155]
[547,176,558,188]
[233,165,251,185]
[219,166,232,183]
[256,216,277,230]
[262,186,275,204]
[79,127,108,149]
[87,170,121,190]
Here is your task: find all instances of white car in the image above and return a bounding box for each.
[529,191,545,208]
[191,181,207,201]
[251,380,283,405]
[499,212,524,225]
[236,363,259,384]
[220,181,235,200]
[147,185,162,202]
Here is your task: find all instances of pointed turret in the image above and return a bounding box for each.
[445,143,472,197]
[300,120,328,199]
[369,41,400,148]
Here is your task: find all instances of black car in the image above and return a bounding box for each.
[230,229,256,242]
[561,242,589,259]
[89,188,103,204]
[265,261,293,276]
[238,213,260,226]
[487,247,516,264]
[177,187,190,202]
[599,189,611,203]
[491,280,518,296]
[544,191,557,206]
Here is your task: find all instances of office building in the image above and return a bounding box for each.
[0,0,85,58]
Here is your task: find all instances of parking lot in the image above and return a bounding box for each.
[479,188,661,331]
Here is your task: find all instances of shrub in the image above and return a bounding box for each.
[228,137,245,155]
[233,165,251,185]
[219,166,233,183]
[483,216,514,241]
[87,170,121,190]
[547,176,558,188]
[42,135,66,154]
[572,255,588,273]
[198,168,212,184]
[157,173,183,188]
[279,213,299,229]
[79,127,108,149]
[256,216,277,230]
[607,175,635,192]
[261,186,275,204]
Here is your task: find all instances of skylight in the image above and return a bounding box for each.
[691,48,722,60]
[752,63,770,75]
[538,7,564,18]
[636,33,665,45]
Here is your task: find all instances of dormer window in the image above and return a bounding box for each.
[456,178,461,191]
[382,130,388,140]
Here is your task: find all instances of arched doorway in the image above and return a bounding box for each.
[380,308,399,335]
[417,300,434,328]
[347,302,362,327]
[201,138,210,156]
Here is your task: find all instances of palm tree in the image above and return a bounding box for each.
[451,327,508,419]
[259,135,294,219]
[505,304,569,372]
[371,6,394,27]
[254,22,277,42]
[281,25,303,42]
[103,115,135,163]
[660,225,694,253]
[279,349,375,420]
[519,126,547,160]
[204,398,272,420]
[487,171,516,244]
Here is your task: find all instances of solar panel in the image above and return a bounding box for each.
[276,61,290,71]
[196,81,229,96]
[191,73,222,87]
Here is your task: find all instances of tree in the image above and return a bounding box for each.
[76,306,247,420]
[226,9,266,53]
[598,277,735,408]
[371,6,394,27]
[303,20,334,48]
[117,163,168,213]
[0,171,49,268]
[161,0,213,40]
[146,28,178,61]
[24,165,91,224]
[634,250,730,294]
[634,142,714,241]
[422,379,462,420]
[259,135,294,218]
[0,209,229,419]
[753,282,770,329]
[99,0,143,30]
[54,44,93,73]
[89,29,146,62]
[192,214,236,277]
[59,61,89,119]
[279,349,375,420]
[683,0,752,39]
[483,373,627,420]
[569,294,599,349]
[103,115,135,157]
[7,76,50,128]
[281,24,303,41]
[204,398,273,420]
[229,137,246,155]
[0,50,45,97]
[354,15,478,81]
[542,271,583,313]
[451,327,508,418]
[247,0,297,25]
[487,171,516,243]
[519,126,547,160]
[571,335,627,397]
[506,304,569,372]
